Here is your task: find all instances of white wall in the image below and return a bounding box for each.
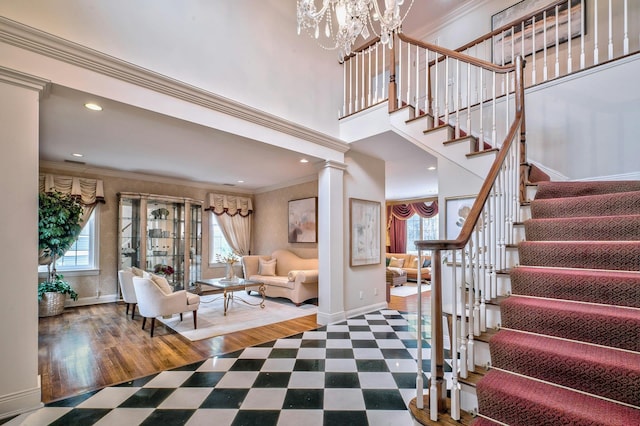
[343,151,387,315]
[0,80,42,417]
[0,0,343,137]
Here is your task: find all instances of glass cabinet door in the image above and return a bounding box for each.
[146,199,184,288]
[119,197,141,269]
[189,204,202,285]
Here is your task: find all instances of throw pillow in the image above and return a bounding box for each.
[385,257,391,267]
[150,273,173,295]
[259,258,277,276]
[389,257,404,268]
[423,258,432,268]
[131,266,144,277]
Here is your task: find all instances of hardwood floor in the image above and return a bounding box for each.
[38,290,429,403]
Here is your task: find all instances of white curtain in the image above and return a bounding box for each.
[38,174,105,266]
[206,193,253,255]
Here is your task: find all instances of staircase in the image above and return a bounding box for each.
[471,180,640,425]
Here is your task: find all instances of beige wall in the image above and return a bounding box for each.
[40,164,252,303]
[253,180,319,259]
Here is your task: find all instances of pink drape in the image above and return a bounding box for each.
[386,201,438,253]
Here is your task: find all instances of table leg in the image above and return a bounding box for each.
[223,288,231,315]
[258,284,266,309]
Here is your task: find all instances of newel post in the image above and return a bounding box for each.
[388,34,398,112]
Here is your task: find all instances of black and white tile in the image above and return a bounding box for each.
[10,310,453,426]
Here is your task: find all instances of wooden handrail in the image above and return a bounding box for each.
[454,0,573,54]
[414,55,525,252]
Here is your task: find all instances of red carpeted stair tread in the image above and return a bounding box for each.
[527,164,550,183]
[524,214,640,241]
[489,329,640,406]
[501,296,640,351]
[534,180,640,199]
[476,369,640,426]
[510,267,640,308]
[470,417,503,426]
[518,241,640,271]
[530,190,640,218]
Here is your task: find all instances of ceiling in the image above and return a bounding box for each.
[38,1,471,199]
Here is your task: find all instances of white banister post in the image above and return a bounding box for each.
[406,41,411,107]
[608,0,613,60]
[532,16,537,84]
[623,0,629,55]
[567,0,573,73]
[398,40,403,108]
[478,68,484,149]
[424,49,430,116]
[455,59,460,138]
[450,250,460,421]
[594,0,600,65]
[444,56,449,126]
[434,51,439,124]
[466,61,471,136]
[491,71,496,149]
[415,249,424,409]
[580,0,586,69]
[415,44,419,113]
[555,5,560,78]
[543,11,549,81]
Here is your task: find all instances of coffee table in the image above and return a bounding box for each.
[193,278,265,316]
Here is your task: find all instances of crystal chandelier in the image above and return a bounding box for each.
[297,0,414,60]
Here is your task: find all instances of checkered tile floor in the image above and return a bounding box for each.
[15,310,453,426]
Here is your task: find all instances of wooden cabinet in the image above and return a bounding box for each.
[118,192,202,289]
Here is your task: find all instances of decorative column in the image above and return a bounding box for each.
[0,67,49,416]
[317,160,347,325]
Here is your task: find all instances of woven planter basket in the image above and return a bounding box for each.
[38,292,66,317]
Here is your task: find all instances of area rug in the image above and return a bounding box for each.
[157,292,317,341]
[390,282,430,297]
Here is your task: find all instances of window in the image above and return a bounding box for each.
[209,214,232,264]
[406,213,439,255]
[40,208,100,274]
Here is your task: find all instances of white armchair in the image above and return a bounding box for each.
[118,269,138,319]
[132,276,200,337]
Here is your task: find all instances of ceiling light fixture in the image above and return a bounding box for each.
[84,103,102,111]
[427,166,436,171]
[237,180,245,183]
[297,0,414,60]
[300,158,309,163]
[71,153,84,158]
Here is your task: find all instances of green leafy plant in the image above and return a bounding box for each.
[38,191,83,299]
[38,273,78,301]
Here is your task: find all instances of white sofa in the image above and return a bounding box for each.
[242,249,318,306]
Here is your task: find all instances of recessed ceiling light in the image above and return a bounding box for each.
[84,103,102,111]
[72,153,84,157]
[237,180,244,183]
[300,159,309,163]
[427,166,436,170]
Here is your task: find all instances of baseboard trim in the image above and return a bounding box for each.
[0,386,43,421]
[575,171,640,182]
[65,293,119,307]
[345,302,389,320]
[316,310,346,325]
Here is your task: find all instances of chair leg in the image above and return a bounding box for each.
[193,310,197,329]
[150,318,155,337]
[180,313,183,322]
[142,317,147,330]
[125,303,130,315]
[131,303,136,320]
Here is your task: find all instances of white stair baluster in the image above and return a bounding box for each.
[608,0,613,60]
[580,0,586,69]
[594,0,599,65]
[555,5,560,78]
[532,16,537,84]
[623,0,629,55]
[567,0,573,73]
[543,11,548,81]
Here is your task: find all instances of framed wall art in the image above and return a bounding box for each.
[288,197,317,243]
[445,195,477,240]
[491,0,584,64]
[350,198,381,267]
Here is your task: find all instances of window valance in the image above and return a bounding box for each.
[205,193,253,217]
[390,201,438,220]
[39,174,105,206]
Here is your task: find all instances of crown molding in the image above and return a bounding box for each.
[39,160,255,195]
[0,17,350,154]
[411,0,494,44]
[0,65,50,98]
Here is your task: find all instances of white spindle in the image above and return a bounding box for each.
[608,0,613,60]
[416,251,425,410]
[429,250,437,421]
[450,249,460,421]
[455,59,460,138]
[444,56,450,126]
[490,185,497,299]
[398,40,403,108]
[491,71,496,149]
[368,48,372,107]
[473,228,481,336]
[532,15,537,84]
[466,61,471,137]
[543,11,548,81]
[355,52,359,111]
[478,69,484,149]
[623,0,629,55]
[361,51,365,110]
[434,52,439,124]
[382,44,386,100]
[555,5,560,78]
[459,246,468,378]
[521,21,526,88]
[480,206,487,333]
[374,44,379,103]
[425,49,430,116]
[594,0,599,65]
[349,58,353,114]
[580,0,586,69]
[415,44,420,112]
[343,59,347,117]
[567,0,573,74]
[406,42,411,107]
[465,247,475,372]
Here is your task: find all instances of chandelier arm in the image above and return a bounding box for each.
[304,0,332,21]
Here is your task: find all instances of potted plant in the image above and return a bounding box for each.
[38,191,83,317]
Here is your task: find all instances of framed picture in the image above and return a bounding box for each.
[350,198,381,267]
[445,195,477,240]
[491,0,584,64]
[288,197,317,243]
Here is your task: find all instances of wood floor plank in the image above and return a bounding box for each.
[39,292,429,403]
